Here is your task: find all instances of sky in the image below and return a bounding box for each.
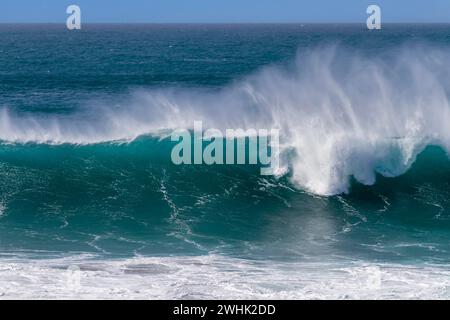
[0,0,449,23]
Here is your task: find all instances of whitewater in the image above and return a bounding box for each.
[1,255,449,299]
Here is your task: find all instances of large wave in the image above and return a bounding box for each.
[1,43,450,195]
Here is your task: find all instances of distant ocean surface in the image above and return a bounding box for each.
[0,24,450,299]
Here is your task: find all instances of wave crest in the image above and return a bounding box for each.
[2,43,450,195]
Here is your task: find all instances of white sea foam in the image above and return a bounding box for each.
[2,44,450,195]
[0,254,449,299]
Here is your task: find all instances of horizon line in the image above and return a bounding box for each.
[1,21,450,25]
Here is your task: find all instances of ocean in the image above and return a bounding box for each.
[0,24,449,299]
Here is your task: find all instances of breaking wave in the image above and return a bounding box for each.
[2,43,450,195]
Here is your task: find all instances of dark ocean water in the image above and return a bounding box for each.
[0,24,450,298]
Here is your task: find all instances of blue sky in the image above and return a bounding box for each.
[0,0,449,23]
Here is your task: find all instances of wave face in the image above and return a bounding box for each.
[1,138,450,260]
[2,43,450,195]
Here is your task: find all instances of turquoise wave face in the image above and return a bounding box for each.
[0,138,449,264]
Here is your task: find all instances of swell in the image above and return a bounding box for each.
[0,138,450,198]
[2,43,450,195]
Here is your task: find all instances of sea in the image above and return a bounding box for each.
[0,24,449,299]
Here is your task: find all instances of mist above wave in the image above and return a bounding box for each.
[1,43,450,195]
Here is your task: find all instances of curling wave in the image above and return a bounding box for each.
[2,43,450,195]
